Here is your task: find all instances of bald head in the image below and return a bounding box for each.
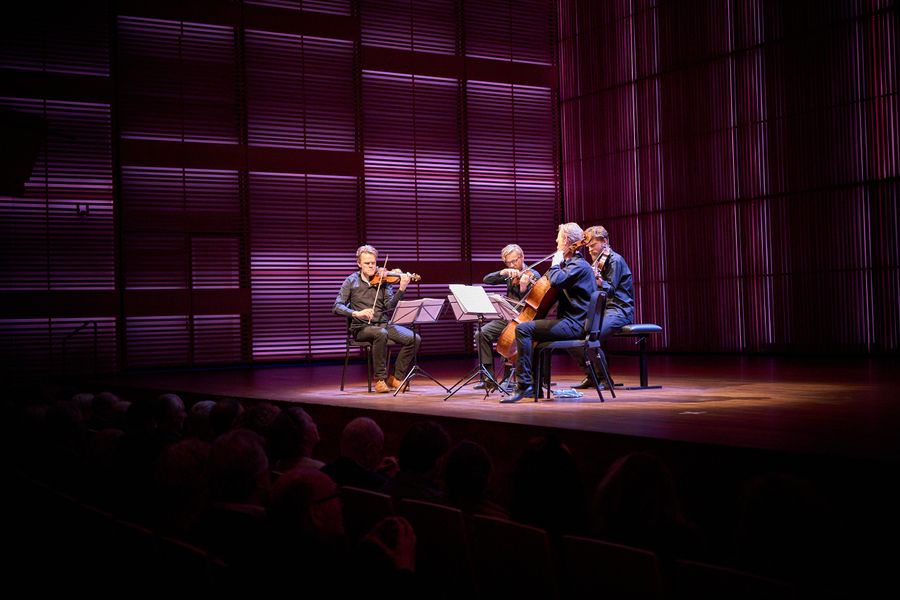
[340,417,384,470]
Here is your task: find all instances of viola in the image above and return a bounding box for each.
[370,267,421,286]
[591,247,610,285]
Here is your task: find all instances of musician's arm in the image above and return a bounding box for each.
[383,284,406,312]
[601,256,622,294]
[333,276,357,318]
[483,270,508,285]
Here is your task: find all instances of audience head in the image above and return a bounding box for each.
[209,397,244,439]
[209,428,269,506]
[269,467,344,539]
[269,406,319,465]
[340,417,385,470]
[397,420,450,475]
[511,434,584,534]
[445,440,493,507]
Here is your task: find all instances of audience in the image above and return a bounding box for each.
[322,416,391,490]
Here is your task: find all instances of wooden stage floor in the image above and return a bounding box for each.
[92,353,900,463]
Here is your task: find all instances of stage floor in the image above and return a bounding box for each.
[92,353,900,463]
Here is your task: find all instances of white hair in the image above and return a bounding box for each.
[558,222,584,245]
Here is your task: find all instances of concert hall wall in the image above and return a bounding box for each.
[0,1,560,376]
[558,0,899,353]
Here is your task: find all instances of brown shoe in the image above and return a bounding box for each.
[374,380,391,393]
[387,375,410,392]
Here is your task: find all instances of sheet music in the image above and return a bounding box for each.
[488,293,521,321]
[446,295,480,321]
[390,298,446,324]
[448,284,497,316]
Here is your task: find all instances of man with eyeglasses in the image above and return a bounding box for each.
[474,244,540,391]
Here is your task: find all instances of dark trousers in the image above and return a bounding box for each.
[568,308,632,376]
[476,318,510,368]
[355,324,421,381]
[514,318,583,389]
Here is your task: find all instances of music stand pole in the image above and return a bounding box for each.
[442,313,509,401]
[393,320,448,395]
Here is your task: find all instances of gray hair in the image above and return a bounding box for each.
[501,244,523,260]
[356,245,378,260]
[558,222,585,246]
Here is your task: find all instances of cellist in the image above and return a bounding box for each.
[571,225,635,389]
[502,223,596,403]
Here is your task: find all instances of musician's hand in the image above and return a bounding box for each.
[500,268,518,279]
[399,272,412,291]
[518,271,531,293]
[354,308,375,320]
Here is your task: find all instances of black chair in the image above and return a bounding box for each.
[340,319,392,392]
[534,290,616,402]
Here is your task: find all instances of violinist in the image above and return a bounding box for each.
[475,244,540,390]
[333,245,420,393]
[502,223,596,403]
[572,226,634,389]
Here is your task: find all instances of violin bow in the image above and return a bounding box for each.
[368,254,389,324]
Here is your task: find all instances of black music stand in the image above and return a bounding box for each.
[443,284,511,400]
[390,297,448,395]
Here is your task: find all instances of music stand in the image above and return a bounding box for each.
[389,297,449,395]
[443,284,511,400]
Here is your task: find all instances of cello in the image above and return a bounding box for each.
[495,236,590,362]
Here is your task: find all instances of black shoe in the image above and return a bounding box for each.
[572,377,592,389]
[501,386,534,403]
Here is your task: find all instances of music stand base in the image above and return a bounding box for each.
[393,364,448,396]
[443,363,509,401]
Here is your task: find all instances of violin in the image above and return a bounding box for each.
[370,267,421,286]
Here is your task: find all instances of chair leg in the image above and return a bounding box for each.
[341,342,351,391]
[366,346,373,393]
[623,335,662,390]
[589,348,616,399]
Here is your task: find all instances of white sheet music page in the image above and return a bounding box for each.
[448,284,498,317]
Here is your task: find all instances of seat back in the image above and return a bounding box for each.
[560,535,663,599]
[471,515,558,599]
[340,485,395,542]
[397,498,477,597]
[584,290,607,342]
[672,559,794,599]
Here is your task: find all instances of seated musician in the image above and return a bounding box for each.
[571,225,635,389]
[475,244,540,390]
[333,245,420,393]
[503,223,596,403]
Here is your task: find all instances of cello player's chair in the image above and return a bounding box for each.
[534,290,616,402]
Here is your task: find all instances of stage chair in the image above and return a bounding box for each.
[534,290,616,402]
[340,318,392,392]
[560,535,664,599]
